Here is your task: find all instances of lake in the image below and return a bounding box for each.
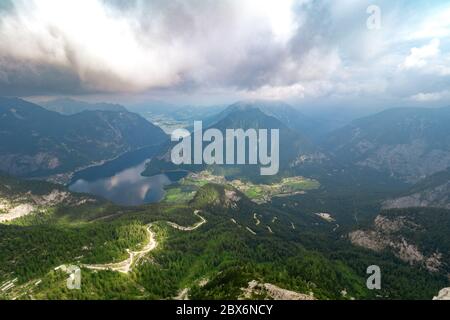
[68,146,187,206]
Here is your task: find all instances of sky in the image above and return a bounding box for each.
[0,0,449,107]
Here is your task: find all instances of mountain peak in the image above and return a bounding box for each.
[211,104,289,132]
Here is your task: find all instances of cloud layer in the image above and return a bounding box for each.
[0,0,449,105]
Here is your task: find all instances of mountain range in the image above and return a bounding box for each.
[43,98,128,115]
[0,97,449,300]
[144,101,450,191]
[143,102,326,181]
[0,97,167,177]
[3,97,450,190]
[203,100,322,139]
[383,168,450,210]
[323,106,450,183]
[128,101,227,123]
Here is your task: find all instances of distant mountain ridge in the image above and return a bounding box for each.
[43,98,128,115]
[323,106,450,183]
[0,97,167,177]
[128,101,226,122]
[383,167,450,210]
[204,100,322,140]
[143,102,326,181]
[210,107,318,169]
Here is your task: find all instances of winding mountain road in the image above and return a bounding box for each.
[82,210,206,274]
[166,210,206,231]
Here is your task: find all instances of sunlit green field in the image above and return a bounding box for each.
[162,172,320,204]
[282,178,320,191]
[163,187,197,204]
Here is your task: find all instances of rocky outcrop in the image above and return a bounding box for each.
[242,280,315,300]
[356,140,450,184]
[324,107,450,183]
[433,288,450,300]
[224,190,241,209]
[349,230,387,252]
[0,175,96,223]
[0,153,61,177]
[383,180,450,210]
[349,214,442,272]
[0,204,35,223]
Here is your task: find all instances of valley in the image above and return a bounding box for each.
[1,1,450,305]
[0,98,449,301]
[0,170,448,300]
[163,171,320,205]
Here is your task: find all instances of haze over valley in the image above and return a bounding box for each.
[0,0,449,301]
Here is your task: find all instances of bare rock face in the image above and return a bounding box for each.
[0,189,95,223]
[0,153,61,176]
[324,107,450,184]
[0,204,35,223]
[1,177,96,223]
[349,214,442,271]
[31,189,70,206]
[433,288,450,300]
[383,180,450,210]
[357,140,450,184]
[242,280,315,300]
[395,238,424,264]
[224,190,241,209]
[349,230,387,252]
[289,152,328,167]
[426,253,443,272]
[374,215,405,233]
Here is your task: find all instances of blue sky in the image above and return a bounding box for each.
[0,0,449,108]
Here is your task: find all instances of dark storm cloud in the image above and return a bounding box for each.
[0,0,449,104]
[0,58,85,96]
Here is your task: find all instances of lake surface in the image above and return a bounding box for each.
[68,146,186,206]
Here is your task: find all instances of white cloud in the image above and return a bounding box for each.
[243,83,305,100]
[432,54,450,76]
[0,0,300,93]
[280,48,341,82]
[0,0,191,91]
[399,39,440,70]
[243,0,299,43]
[410,90,450,102]
[0,0,449,105]
[397,38,450,80]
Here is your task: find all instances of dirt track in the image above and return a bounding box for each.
[83,210,206,273]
